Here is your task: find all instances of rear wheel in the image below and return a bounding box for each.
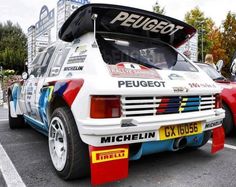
[222,103,233,136]
[48,107,90,180]
[8,94,25,129]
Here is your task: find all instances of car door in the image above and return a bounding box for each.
[24,46,56,126]
[23,52,46,120]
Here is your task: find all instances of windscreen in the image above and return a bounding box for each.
[97,34,198,72]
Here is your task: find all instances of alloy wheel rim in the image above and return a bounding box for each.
[49,117,67,171]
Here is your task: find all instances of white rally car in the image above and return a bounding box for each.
[8,4,225,185]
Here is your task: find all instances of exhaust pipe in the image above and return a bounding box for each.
[173,137,187,151]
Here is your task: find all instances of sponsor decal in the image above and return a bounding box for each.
[189,82,216,88]
[101,132,156,144]
[205,120,222,129]
[64,66,84,71]
[110,11,184,35]
[108,63,161,79]
[75,45,87,55]
[168,73,184,80]
[118,80,165,88]
[91,148,128,163]
[184,73,200,80]
[68,55,87,64]
[173,87,189,93]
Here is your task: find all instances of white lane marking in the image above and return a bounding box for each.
[0,144,26,187]
[0,119,8,122]
[208,140,236,150]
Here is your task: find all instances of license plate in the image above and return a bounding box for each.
[159,122,202,140]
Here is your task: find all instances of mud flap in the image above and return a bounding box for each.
[89,145,129,185]
[211,126,225,154]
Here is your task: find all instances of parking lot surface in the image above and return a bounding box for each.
[0,107,236,187]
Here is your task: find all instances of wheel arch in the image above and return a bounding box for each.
[45,79,84,128]
[47,94,70,122]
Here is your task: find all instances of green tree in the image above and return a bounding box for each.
[184,7,214,62]
[153,1,165,15]
[208,28,226,64]
[0,21,27,74]
[221,11,236,76]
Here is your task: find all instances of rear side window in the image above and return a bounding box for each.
[28,52,46,77]
[28,46,56,77]
[97,34,198,72]
[49,47,71,77]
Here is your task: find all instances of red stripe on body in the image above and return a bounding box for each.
[156,98,169,113]
[63,79,84,107]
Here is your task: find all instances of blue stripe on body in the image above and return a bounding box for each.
[12,85,19,110]
[24,115,48,136]
[183,102,200,107]
[182,106,199,112]
[130,133,204,160]
[184,97,201,102]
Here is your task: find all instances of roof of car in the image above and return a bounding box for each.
[59,3,196,47]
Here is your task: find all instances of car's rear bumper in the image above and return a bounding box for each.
[77,109,225,146]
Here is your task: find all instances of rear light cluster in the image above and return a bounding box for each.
[215,94,222,109]
[90,96,121,118]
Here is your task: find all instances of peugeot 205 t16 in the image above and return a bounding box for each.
[8,4,225,185]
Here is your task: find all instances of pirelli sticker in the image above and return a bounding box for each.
[91,148,129,164]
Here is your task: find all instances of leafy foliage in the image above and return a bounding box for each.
[153,1,165,15]
[0,21,27,74]
[221,12,236,76]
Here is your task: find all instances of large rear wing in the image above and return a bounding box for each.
[59,4,196,47]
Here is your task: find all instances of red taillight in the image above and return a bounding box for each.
[90,96,121,118]
[215,94,222,109]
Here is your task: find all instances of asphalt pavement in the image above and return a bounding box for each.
[0,106,236,187]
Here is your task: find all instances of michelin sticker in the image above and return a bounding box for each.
[101,132,157,144]
[110,11,184,35]
[64,66,84,71]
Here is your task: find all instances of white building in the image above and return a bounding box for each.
[27,0,89,63]
[178,33,198,62]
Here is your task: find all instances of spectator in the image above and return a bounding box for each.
[230,58,236,81]
[205,54,216,69]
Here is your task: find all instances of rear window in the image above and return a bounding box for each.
[96,34,197,72]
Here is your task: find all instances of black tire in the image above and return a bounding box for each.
[8,94,25,129]
[49,107,90,180]
[222,103,234,136]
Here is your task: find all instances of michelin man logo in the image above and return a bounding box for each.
[110,11,184,35]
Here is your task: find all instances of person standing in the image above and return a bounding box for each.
[204,54,217,69]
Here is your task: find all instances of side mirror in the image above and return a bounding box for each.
[22,72,28,80]
[216,60,224,73]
